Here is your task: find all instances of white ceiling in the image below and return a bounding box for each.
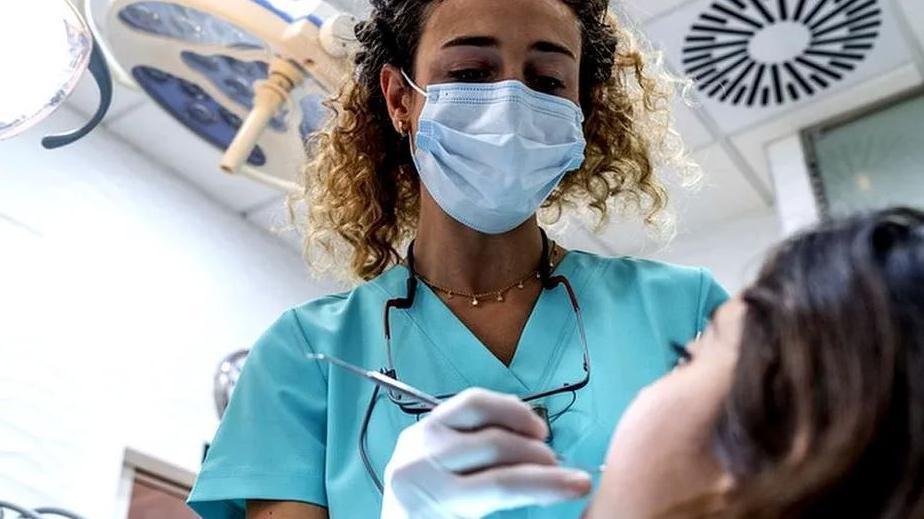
[63,0,924,255]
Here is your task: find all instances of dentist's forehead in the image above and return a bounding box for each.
[420,0,581,54]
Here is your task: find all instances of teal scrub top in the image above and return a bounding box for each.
[188,251,728,518]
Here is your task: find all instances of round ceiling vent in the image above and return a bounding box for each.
[682,0,882,108]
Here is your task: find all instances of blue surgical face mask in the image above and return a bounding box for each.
[402,70,586,235]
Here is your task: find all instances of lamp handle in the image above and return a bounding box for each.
[41,39,113,149]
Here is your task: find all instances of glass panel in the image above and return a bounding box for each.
[810,91,924,216]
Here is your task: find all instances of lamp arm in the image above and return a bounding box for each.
[41,39,113,149]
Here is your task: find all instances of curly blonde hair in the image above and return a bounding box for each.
[291,0,697,281]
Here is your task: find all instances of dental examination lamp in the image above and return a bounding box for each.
[84,0,358,191]
[0,0,113,148]
[214,349,249,419]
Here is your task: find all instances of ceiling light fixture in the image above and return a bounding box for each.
[86,0,357,191]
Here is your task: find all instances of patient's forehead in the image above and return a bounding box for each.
[716,297,747,333]
[692,297,746,356]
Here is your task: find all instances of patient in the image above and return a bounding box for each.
[585,207,924,518]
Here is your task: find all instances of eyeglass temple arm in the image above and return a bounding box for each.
[384,239,420,340]
[547,275,581,311]
[548,275,591,376]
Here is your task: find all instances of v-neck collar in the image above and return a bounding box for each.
[376,251,594,395]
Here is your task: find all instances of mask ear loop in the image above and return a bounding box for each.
[398,69,427,160]
[400,69,428,97]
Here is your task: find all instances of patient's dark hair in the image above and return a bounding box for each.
[711,207,924,517]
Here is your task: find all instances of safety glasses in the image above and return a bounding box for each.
[358,271,591,492]
[382,274,590,414]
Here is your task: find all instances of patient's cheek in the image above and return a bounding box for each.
[584,302,743,519]
[586,371,732,518]
[584,384,680,517]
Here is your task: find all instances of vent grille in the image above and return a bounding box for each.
[682,0,882,107]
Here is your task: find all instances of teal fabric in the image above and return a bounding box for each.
[188,251,729,518]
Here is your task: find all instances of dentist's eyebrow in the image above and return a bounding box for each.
[442,35,498,49]
[441,36,576,60]
[531,40,576,60]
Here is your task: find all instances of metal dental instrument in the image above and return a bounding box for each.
[307,353,605,474]
[307,353,443,409]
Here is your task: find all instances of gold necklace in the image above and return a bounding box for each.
[416,243,562,307]
[418,270,540,307]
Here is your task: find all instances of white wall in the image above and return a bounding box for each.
[0,106,335,518]
[767,135,821,236]
[558,207,783,295]
[650,207,782,294]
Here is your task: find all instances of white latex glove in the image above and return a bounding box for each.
[380,388,593,519]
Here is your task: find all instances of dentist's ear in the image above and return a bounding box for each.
[381,64,416,135]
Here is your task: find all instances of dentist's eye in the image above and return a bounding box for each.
[670,341,693,369]
[448,68,491,82]
[530,75,565,93]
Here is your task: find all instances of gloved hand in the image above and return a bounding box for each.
[380,388,593,519]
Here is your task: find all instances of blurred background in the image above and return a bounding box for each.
[1,0,922,517]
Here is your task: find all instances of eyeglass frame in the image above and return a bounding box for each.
[359,230,592,493]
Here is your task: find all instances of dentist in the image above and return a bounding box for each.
[188,0,727,518]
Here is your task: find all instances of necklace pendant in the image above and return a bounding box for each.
[517,281,525,289]
[496,292,504,302]
[471,297,479,307]
[447,291,454,300]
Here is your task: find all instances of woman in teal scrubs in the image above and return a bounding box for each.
[188,0,727,518]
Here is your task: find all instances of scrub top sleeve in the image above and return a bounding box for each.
[188,309,329,519]
[696,268,730,332]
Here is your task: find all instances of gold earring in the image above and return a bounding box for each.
[397,120,408,137]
